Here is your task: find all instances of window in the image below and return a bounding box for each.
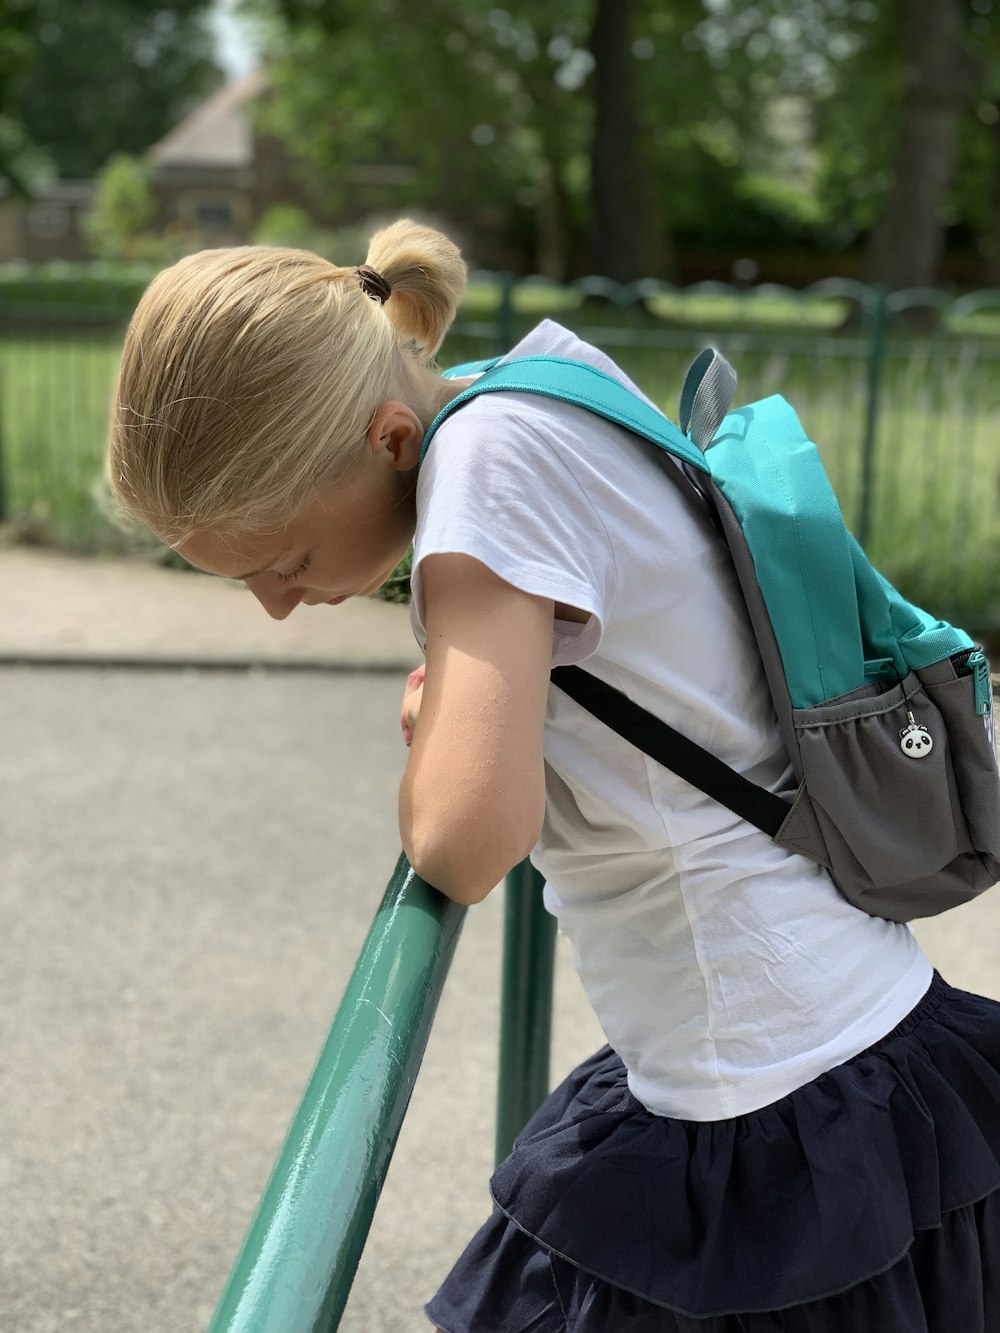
[196,200,234,228]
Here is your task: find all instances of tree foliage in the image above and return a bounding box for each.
[246,0,786,276]
[248,0,592,273]
[2,0,994,288]
[809,0,999,252]
[861,0,980,289]
[0,0,44,193]
[240,0,1000,286]
[14,0,223,181]
[83,153,155,260]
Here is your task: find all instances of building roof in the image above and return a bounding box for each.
[147,70,266,170]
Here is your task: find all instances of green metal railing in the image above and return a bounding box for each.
[206,854,553,1333]
[495,857,558,1165]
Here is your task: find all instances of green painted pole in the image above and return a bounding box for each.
[207,853,466,1333]
[495,860,557,1165]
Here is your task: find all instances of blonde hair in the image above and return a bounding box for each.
[107,219,467,542]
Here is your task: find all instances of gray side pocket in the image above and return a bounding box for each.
[789,675,965,888]
[919,666,1000,865]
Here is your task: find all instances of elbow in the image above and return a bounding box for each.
[402,808,542,906]
[405,849,497,905]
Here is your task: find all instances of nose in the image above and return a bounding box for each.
[245,580,304,621]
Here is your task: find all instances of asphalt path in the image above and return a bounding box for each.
[0,665,604,1333]
[2,665,998,1333]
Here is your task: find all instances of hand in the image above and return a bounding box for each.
[401,664,426,747]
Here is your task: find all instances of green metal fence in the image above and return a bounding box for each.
[205,854,552,1333]
[0,276,997,631]
[444,277,1000,634]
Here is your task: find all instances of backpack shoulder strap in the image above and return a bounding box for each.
[550,663,792,837]
[423,354,710,472]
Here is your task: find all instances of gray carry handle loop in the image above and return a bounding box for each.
[679,348,737,450]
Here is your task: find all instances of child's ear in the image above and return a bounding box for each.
[367,400,423,470]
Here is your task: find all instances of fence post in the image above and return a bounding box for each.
[495,860,557,1164]
[495,274,517,354]
[857,284,888,548]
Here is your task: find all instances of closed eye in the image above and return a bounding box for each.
[276,553,312,583]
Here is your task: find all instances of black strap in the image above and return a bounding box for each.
[550,665,792,838]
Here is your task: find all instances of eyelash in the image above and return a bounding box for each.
[276,553,312,583]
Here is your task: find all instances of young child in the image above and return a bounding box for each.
[108,220,1000,1333]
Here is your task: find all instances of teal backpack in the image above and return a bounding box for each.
[422,349,1000,922]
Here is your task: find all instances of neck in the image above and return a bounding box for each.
[404,364,478,434]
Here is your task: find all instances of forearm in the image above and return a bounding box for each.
[395,554,551,904]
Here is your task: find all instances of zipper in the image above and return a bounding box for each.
[953,646,993,716]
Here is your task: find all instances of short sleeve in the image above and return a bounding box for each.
[410,391,617,665]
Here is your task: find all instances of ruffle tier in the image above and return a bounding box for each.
[427,1193,1000,1332]
[484,974,1000,1318]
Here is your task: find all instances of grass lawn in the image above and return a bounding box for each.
[2,294,998,632]
[0,331,128,548]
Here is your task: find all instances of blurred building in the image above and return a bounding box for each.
[147,70,302,245]
[0,180,96,263]
[0,70,418,263]
[146,70,420,246]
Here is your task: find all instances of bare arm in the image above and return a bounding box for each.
[399,554,552,904]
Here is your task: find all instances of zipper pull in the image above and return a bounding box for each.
[968,650,992,716]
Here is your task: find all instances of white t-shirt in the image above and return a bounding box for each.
[411,319,932,1121]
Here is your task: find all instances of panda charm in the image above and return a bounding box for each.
[899,711,933,759]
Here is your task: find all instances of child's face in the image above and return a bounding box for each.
[175,419,420,619]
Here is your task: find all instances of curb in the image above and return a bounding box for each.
[0,655,415,673]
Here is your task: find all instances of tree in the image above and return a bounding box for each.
[83,154,155,259]
[245,0,725,278]
[588,0,643,279]
[250,0,598,275]
[957,2,1000,285]
[983,94,1000,283]
[0,0,44,193]
[15,0,223,181]
[863,0,981,289]
[245,0,1000,286]
[802,0,999,288]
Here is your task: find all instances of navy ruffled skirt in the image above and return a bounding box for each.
[426,974,1000,1332]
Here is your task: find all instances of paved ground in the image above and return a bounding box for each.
[2,547,999,1333]
[0,664,608,1333]
[0,547,421,671]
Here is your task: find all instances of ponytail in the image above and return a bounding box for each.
[365,218,467,360]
